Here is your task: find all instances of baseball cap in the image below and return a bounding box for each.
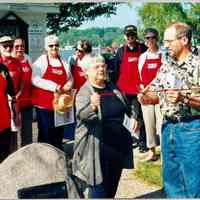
[124,25,137,35]
[0,36,14,44]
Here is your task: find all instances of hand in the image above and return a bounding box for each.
[166,89,182,104]
[137,93,151,105]
[132,118,139,133]
[62,82,72,92]
[90,93,100,110]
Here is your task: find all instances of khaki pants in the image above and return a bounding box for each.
[141,104,163,148]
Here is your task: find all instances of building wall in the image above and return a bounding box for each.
[0,11,47,62]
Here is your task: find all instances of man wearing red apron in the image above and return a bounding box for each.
[0,36,22,152]
[32,35,73,149]
[0,63,16,162]
[114,25,148,153]
[138,28,163,161]
[13,38,33,147]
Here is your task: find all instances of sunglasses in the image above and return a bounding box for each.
[76,48,84,53]
[2,44,13,49]
[48,44,59,48]
[126,33,137,38]
[14,44,24,49]
[145,36,157,40]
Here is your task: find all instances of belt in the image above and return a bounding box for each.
[164,115,200,123]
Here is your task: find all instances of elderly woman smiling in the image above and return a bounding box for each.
[72,54,139,198]
[32,35,73,149]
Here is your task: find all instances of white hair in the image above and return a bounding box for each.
[44,35,59,50]
[80,54,105,72]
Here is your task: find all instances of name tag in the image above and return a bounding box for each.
[22,67,30,73]
[52,69,63,75]
[128,57,138,63]
[147,63,157,69]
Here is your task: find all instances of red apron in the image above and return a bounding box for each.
[117,46,141,95]
[17,59,32,110]
[141,54,162,87]
[32,55,67,110]
[72,60,86,92]
[0,56,21,94]
[0,73,11,131]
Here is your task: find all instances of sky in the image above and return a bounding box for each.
[79,2,142,29]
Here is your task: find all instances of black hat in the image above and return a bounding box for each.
[144,28,159,38]
[124,25,137,35]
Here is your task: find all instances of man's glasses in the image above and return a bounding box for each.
[14,45,24,49]
[2,44,13,49]
[145,36,157,40]
[48,44,59,48]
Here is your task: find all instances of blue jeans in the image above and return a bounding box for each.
[162,119,200,198]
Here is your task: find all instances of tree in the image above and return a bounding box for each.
[138,3,191,38]
[47,3,118,34]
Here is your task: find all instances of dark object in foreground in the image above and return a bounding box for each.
[18,181,67,199]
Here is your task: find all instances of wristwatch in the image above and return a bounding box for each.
[183,96,189,104]
[182,93,190,104]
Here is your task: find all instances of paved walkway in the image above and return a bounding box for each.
[33,122,165,198]
[115,148,165,198]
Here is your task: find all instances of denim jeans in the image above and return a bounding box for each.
[162,118,200,198]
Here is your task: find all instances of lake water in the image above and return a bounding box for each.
[60,50,75,61]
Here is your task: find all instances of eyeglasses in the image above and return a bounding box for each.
[163,35,185,45]
[145,36,157,40]
[48,44,59,48]
[14,44,24,49]
[2,44,13,49]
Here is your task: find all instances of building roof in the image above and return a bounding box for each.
[0,3,59,13]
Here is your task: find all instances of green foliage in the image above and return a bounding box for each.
[137,3,199,41]
[59,27,124,47]
[134,161,163,187]
[47,3,118,34]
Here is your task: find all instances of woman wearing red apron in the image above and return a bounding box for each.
[32,35,73,149]
[0,63,16,162]
[13,38,33,147]
[69,40,92,92]
[138,28,163,161]
[65,40,92,141]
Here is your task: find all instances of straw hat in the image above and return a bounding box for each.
[53,93,74,113]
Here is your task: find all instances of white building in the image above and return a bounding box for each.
[0,3,59,61]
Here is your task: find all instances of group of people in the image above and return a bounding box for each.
[0,21,199,198]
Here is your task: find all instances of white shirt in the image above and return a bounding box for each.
[138,49,162,78]
[32,54,72,92]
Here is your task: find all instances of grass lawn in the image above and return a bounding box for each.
[133,150,163,187]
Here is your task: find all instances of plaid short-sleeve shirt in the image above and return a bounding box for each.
[150,53,200,118]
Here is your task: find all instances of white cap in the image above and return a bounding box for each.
[0,36,13,44]
[44,35,59,50]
